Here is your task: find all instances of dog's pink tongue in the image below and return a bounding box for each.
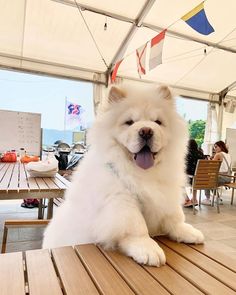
[135,149,154,169]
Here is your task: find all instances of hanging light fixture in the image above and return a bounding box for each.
[104,16,107,31]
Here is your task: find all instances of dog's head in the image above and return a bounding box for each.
[89,84,187,170]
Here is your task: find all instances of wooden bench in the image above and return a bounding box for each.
[1,220,50,254]
[0,237,235,295]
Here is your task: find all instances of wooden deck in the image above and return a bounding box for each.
[0,237,236,295]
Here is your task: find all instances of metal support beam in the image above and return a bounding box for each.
[219,80,236,97]
[0,52,106,85]
[217,99,224,140]
[107,0,156,74]
[118,75,217,101]
[52,0,134,24]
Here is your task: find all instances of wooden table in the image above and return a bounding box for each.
[0,237,236,295]
[0,162,69,218]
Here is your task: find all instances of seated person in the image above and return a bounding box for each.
[202,141,232,205]
[184,139,205,207]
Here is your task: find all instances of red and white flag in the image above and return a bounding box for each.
[136,43,147,77]
[111,59,123,83]
[149,30,166,71]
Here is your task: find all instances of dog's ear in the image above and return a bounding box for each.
[157,85,172,100]
[108,86,126,103]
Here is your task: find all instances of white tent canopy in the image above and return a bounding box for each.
[0,0,236,101]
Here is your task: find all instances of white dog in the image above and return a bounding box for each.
[43,84,204,266]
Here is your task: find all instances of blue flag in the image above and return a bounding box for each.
[182,2,214,35]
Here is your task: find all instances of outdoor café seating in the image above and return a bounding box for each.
[190,160,222,214]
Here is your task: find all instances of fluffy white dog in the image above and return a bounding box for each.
[43,84,204,266]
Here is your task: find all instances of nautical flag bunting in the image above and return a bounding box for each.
[111,59,123,83]
[149,30,166,71]
[136,43,147,77]
[181,2,214,35]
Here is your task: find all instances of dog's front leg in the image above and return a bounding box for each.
[163,208,204,244]
[94,196,166,266]
[119,235,166,266]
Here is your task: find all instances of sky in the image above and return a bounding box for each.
[176,96,207,121]
[0,69,207,130]
[0,70,94,130]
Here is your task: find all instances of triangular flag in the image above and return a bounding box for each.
[181,2,214,35]
[136,43,147,77]
[111,59,123,83]
[149,30,166,71]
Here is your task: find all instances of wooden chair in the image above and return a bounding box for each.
[1,220,49,253]
[192,160,222,214]
[219,173,236,205]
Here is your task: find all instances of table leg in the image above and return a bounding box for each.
[38,199,43,219]
[231,188,235,205]
[1,225,8,253]
[47,199,54,219]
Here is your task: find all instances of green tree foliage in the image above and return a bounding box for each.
[188,120,206,146]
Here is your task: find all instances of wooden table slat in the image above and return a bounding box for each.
[75,244,135,295]
[51,176,68,190]
[0,163,9,179]
[33,177,50,190]
[142,239,204,295]
[0,252,25,295]
[0,162,7,171]
[6,163,19,192]
[159,237,236,291]
[27,177,40,191]
[100,247,171,295]
[55,173,71,187]
[0,163,14,191]
[191,243,236,273]
[144,263,204,295]
[43,178,61,190]
[52,247,99,295]
[18,163,30,191]
[26,249,63,295]
[160,243,235,295]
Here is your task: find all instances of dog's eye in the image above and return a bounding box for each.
[125,120,134,126]
[155,119,162,125]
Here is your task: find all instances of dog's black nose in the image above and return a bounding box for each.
[139,127,153,140]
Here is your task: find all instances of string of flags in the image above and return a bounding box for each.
[181,2,214,36]
[136,43,148,77]
[111,1,214,83]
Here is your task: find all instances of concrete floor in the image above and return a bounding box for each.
[1,188,236,260]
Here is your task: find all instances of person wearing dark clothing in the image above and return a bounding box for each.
[186,139,205,180]
[184,139,205,207]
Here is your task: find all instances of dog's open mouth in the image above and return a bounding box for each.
[134,145,156,169]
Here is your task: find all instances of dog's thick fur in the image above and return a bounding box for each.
[43,84,204,266]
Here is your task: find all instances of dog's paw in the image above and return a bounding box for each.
[119,236,166,266]
[169,223,204,244]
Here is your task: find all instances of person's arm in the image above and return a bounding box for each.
[212,152,222,161]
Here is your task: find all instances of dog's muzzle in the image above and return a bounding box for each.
[134,145,156,170]
[133,127,156,170]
